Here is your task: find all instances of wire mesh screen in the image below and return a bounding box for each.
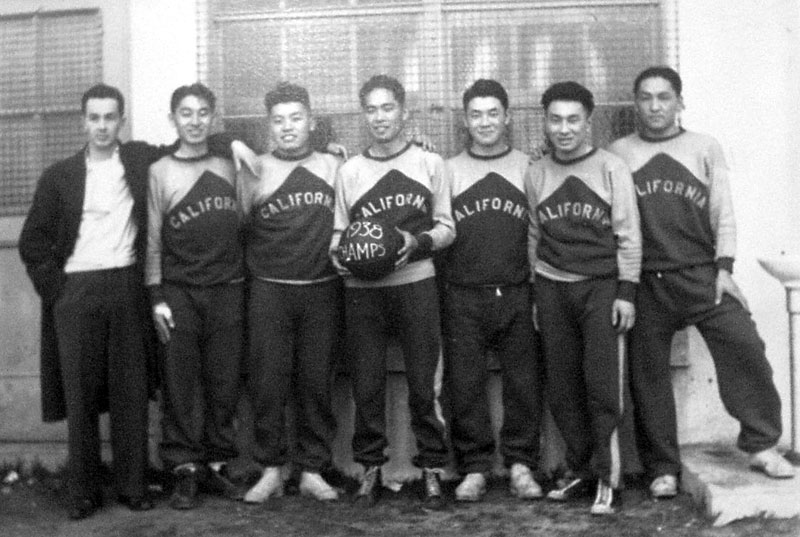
[204,0,676,157]
[0,10,102,216]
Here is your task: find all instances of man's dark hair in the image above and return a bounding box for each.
[264,82,311,114]
[81,83,125,116]
[541,81,594,115]
[170,83,216,113]
[633,66,683,96]
[462,79,509,111]
[358,74,405,108]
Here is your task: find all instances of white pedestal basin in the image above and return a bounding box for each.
[759,254,800,288]
[758,254,800,464]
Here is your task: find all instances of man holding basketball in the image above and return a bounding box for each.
[329,74,455,510]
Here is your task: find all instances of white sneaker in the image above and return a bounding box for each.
[649,474,678,498]
[244,466,283,503]
[509,463,543,499]
[749,448,795,479]
[589,479,617,516]
[455,472,487,502]
[299,471,339,501]
[546,475,589,502]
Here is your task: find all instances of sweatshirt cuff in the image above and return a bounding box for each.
[616,280,637,303]
[415,232,433,255]
[148,284,166,306]
[716,257,734,274]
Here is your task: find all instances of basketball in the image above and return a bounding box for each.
[337,217,404,280]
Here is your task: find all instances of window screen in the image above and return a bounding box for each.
[0,9,102,216]
[202,0,676,156]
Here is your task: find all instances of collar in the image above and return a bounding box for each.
[272,148,314,162]
[170,152,211,163]
[638,127,686,144]
[363,142,412,162]
[551,147,597,166]
[84,143,121,165]
[467,146,512,161]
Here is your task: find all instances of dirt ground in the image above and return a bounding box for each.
[1,466,799,537]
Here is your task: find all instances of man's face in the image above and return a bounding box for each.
[544,100,591,160]
[83,98,124,152]
[269,101,312,156]
[363,88,406,145]
[635,76,683,138]
[171,95,213,146]
[464,96,509,152]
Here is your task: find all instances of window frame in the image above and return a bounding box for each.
[0,8,102,217]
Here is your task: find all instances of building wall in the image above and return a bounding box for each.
[0,0,133,441]
[128,0,199,145]
[674,0,800,447]
[1,0,798,459]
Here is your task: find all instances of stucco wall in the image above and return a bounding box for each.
[128,0,199,145]
[675,0,800,447]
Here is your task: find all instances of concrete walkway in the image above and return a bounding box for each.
[681,443,800,526]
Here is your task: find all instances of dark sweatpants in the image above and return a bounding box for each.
[159,282,243,469]
[535,276,626,487]
[443,283,543,474]
[247,278,341,471]
[345,277,449,469]
[53,266,149,502]
[631,265,782,478]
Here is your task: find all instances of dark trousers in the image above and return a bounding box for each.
[248,279,341,470]
[53,266,149,501]
[443,283,543,473]
[631,266,782,477]
[535,276,626,487]
[345,278,449,469]
[159,282,243,469]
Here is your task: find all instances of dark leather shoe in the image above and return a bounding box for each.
[170,463,201,510]
[203,463,248,500]
[118,494,155,511]
[68,497,98,520]
[354,466,381,508]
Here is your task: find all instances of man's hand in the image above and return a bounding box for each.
[152,302,175,344]
[326,142,349,161]
[528,141,549,162]
[611,299,635,333]
[716,269,749,310]
[395,229,418,270]
[407,129,437,152]
[231,140,261,176]
[329,246,352,277]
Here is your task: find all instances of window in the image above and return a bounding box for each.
[0,9,102,216]
[201,0,676,156]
